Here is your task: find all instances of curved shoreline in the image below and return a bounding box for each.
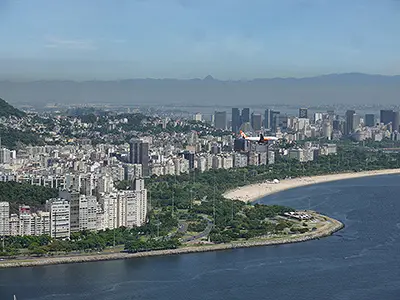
[0,213,343,269]
[223,169,400,203]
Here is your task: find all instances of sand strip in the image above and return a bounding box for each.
[223,169,400,203]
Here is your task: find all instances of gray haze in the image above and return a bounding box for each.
[1,73,399,107]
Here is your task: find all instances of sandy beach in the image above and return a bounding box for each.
[223,169,400,203]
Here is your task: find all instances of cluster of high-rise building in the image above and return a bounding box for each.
[0,141,149,239]
[0,178,147,239]
[212,107,400,142]
[339,109,400,141]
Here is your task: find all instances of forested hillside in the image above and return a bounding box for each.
[0,181,58,212]
[0,98,26,118]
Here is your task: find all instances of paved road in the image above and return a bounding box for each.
[181,216,213,243]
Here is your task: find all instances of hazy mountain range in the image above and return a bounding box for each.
[1,73,399,108]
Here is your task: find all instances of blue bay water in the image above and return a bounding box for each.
[1,175,400,300]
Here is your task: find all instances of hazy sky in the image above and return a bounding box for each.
[1,0,400,79]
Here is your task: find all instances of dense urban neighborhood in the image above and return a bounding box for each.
[1,98,400,257]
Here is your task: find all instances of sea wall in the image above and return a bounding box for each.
[0,215,343,269]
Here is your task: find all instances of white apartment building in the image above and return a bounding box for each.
[116,191,127,228]
[60,190,80,232]
[174,158,189,175]
[259,152,268,165]
[268,151,275,165]
[19,213,32,236]
[47,198,70,239]
[38,211,50,236]
[205,155,213,170]
[0,148,12,164]
[9,214,19,236]
[78,195,97,232]
[233,153,248,168]
[150,163,163,177]
[124,164,143,181]
[133,179,147,227]
[96,202,106,231]
[97,173,114,194]
[222,155,233,169]
[196,156,207,173]
[116,179,147,228]
[100,192,118,230]
[60,191,97,232]
[164,159,176,175]
[0,202,10,236]
[212,156,222,169]
[289,149,306,162]
[110,164,125,182]
[248,152,259,166]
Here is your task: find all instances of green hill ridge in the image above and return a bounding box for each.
[0,98,26,118]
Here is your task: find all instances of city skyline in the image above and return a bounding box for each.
[1,0,400,79]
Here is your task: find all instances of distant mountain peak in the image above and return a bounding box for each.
[203,75,215,81]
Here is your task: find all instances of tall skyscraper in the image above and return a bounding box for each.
[0,202,10,236]
[59,190,80,232]
[271,111,280,132]
[322,120,332,140]
[117,179,147,228]
[231,108,241,133]
[299,108,308,119]
[365,114,375,127]
[251,113,262,131]
[393,112,400,132]
[241,108,250,124]
[264,109,271,129]
[214,111,227,130]
[345,110,356,135]
[129,139,150,177]
[183,151,195,170]
[333,120,340,131]
[0,148,11,164]
[47,198,71,239]
[352,114,361,131]
[380,110,394,125]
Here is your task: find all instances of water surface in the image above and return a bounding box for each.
[1,175,400,300]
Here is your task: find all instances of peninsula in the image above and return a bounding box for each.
[0,211,343,268]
